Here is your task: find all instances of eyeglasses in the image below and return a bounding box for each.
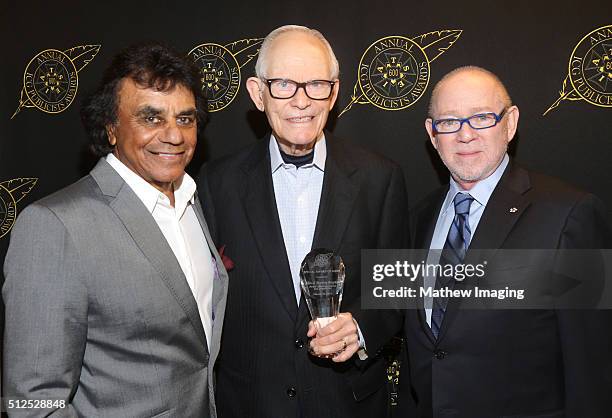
[432,108,508,134]
[263,78,336,100]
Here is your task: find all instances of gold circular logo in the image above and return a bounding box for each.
[569,25,612,107]
[358,36,430,111]
[188,43,241,112]
[23,49,78,114]
[0,185,17,239]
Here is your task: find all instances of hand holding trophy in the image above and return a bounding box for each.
[300,248,345,329]
[301,249,360,362]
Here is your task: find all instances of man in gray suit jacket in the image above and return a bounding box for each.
[2,43,228,417]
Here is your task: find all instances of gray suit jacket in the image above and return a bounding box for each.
[2,159,228,418]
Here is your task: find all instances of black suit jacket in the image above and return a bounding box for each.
[198,134,409,418]
[401,162,612,418]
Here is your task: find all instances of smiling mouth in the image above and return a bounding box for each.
[150,151,184,158]
[286,116,314,123]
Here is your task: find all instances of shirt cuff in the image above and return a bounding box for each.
[354,319,369,360]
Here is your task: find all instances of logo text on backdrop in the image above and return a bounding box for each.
[544,25,612,115]
[11,45,101,119]
[339,30,462,117]
[188,38,262,112]
[0,178,37,239]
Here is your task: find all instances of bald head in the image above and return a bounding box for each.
[245,25,340,157]
[255,25,339,80]
[428,66,512,117]
[423,65,519,190]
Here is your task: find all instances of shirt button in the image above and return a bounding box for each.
[294,338,304,349]
[299,237,306,243]
[286,387,297,398]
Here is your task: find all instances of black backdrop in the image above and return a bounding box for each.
[1,0,611,407]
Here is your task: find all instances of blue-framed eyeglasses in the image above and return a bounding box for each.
[432,108,508,134]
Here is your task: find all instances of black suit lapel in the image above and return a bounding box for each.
[436,163,532,343]
[469,164,532,251]
[412,189,447,344]
[413,188,447,249]
[295,138,360,325]
[241,141,299,322]
[311,138,359,252]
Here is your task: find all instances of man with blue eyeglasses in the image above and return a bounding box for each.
[358,66,612,417]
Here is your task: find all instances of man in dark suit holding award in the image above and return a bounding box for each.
[198,25,408,418]
[355,66,612,418]
[3,43,228,417]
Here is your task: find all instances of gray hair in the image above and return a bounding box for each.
[255,25,340,80]
[428,65,512,117]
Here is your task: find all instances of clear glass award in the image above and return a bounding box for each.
[300,249,345,330]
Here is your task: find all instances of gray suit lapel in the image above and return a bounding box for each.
[90,159,209,350]
[193,197,228,366]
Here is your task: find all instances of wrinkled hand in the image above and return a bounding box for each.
[307,312,359,362]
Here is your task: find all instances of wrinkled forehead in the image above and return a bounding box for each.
[431,71,506,117]
[264,32,333,78]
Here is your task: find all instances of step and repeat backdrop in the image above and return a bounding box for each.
[1,0,611,387]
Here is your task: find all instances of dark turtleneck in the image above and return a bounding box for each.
[279,148,315,168]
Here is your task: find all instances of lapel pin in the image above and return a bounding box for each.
[509,207,518,213]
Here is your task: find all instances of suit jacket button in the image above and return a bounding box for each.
[434,350,447,360]
[294,338,304,349]
[286,387,297,398]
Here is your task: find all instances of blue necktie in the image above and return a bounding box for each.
[431,192,474,339]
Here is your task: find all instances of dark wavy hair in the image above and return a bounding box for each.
[81,42,206,156]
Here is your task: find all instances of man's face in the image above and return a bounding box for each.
[246,32,339,154]
[108,78,197,194]
[425,71,519,190]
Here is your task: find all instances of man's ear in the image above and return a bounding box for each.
[106,124,117,146]
[328,79,340,110]
[425,118,438,150]
[246,77,265,111]
[505,105,520,144]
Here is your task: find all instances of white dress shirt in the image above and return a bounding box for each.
[425,154,509,326]
[270,135,326,303]
[269,136,366,354]
[106,153,214,349]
